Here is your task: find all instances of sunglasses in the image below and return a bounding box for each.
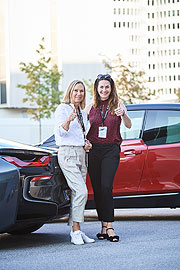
[97,74,111,80]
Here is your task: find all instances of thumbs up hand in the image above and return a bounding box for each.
[68,108,77,122]
[114,103,125,117]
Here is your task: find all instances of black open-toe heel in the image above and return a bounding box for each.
[106,228,119,242]
[96,226,107,240]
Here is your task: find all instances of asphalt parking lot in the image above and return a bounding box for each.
[1,209,180,270]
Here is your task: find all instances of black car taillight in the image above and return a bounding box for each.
[2,156,50,168]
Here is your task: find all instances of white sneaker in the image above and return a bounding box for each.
[81,231,95,243]
[70,230,84,245]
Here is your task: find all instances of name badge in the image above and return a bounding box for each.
[98,126,107,138]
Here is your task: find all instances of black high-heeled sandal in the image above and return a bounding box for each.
[96,226,107,240]
[106,228,119,242]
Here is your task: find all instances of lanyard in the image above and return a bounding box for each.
[76,107,86,139]
[99,105,109,126]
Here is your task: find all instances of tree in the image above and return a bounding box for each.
[102,54,154,104]
[17,37,63,141]
[84,54,154,104]
[175,88,180,102]
[83,78,94,96]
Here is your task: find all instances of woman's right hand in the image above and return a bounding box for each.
[68,108,77,122]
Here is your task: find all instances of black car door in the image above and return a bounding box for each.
[0,158,19,232]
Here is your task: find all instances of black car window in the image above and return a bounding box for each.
[143,110,180,146]
[121,110,145,140]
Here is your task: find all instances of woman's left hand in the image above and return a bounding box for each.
[84,140,92,151]
[114,103,125,117]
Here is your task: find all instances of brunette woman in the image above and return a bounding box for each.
[85,74,131,242]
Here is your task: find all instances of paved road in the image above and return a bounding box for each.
[0,209,180,270]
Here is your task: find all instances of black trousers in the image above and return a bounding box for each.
[88,143,120,222]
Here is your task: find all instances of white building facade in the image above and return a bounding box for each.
[0,0,60,143]
[113,0,180,102]
[0,0,179,144]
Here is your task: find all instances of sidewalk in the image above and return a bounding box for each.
[53,208,180,223]
[84,208,180,221]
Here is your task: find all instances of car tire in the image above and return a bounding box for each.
[7,223,44,235]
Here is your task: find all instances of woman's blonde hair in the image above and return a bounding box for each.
[93,75,119,114]
[61,80,86,109]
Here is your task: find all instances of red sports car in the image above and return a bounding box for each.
[38,103,180,210]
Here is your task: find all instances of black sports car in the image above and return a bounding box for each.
[0,138,70,235]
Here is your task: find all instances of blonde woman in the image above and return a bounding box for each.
[54,80,94,245]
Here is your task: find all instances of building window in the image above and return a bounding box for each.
[0,81,7,104]
[114,22,116,28]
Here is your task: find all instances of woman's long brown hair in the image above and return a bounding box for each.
[93,76,119,114]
